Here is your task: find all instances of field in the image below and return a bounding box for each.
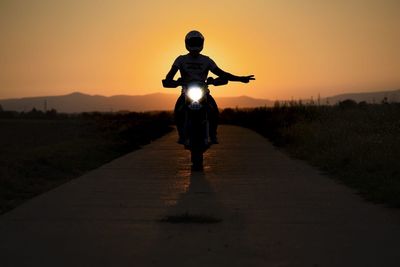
[221,101,400,207]
[0,110,173,214]
[2,102,400,214]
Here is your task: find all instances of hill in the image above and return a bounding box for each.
[1,89,399,113]
[0,92,274,113]
[324,89,400,104]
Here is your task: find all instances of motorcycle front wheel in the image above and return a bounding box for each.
[191,149,203,171]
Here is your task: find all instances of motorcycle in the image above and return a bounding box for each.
[163,77,228,171]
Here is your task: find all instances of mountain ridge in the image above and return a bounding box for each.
[0,92,274,113]
[324,89,400,104]
[0,89,399,113]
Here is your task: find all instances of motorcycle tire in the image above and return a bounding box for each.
[191,149,204,171]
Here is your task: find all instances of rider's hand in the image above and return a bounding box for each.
[206,77,215,85]
[240,75,255,83]
[162,78,183,88]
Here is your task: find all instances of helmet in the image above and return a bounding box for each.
[185,30,204,53]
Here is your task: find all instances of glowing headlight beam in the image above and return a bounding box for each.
[187,86,204,102]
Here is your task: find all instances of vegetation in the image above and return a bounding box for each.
[0,109,173,214]
[221,101,400,207]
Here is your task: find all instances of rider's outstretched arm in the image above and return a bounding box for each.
[211,67,255,83]
[162,66,181,88]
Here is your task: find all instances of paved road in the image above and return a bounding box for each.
[1,126,399,267]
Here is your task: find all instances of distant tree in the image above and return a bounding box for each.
[273,100,281,108]
[27,107,45,118]
[358,101,368,107]
[46,108,58,118]
[338,99,357,108]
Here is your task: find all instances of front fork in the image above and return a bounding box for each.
[183,96,210,148]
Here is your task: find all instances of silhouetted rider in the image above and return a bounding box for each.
[162,30,255,144]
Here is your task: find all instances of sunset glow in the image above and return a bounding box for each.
[0,0,399,100]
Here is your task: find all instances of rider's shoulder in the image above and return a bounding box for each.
[173,55,185,66]
[175,55,185,60]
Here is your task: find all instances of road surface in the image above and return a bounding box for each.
[0,125,399,267]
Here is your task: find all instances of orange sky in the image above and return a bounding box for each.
[0,0,399,100]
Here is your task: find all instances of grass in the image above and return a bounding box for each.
[220,101,400,207]
[0,110,173,214]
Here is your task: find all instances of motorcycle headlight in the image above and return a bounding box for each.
[187,86,204,102]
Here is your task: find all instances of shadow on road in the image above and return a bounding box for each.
[145,167,250,266]
[161,170,223,223]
